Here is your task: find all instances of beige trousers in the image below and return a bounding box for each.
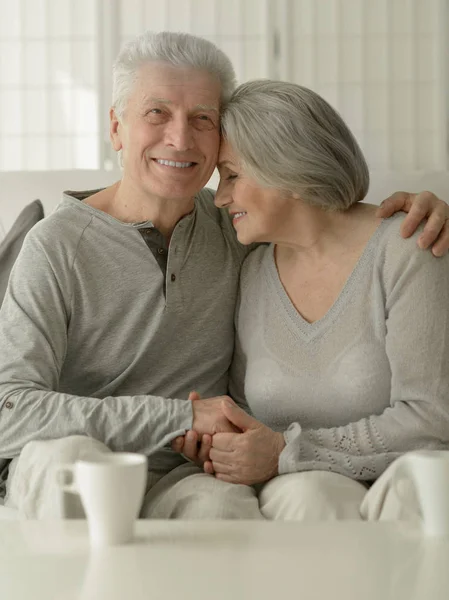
[4,436,421,523]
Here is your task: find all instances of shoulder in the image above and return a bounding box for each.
[240,244,272,290]
[20,196,94,266]
[376,212,436,263]
[194,187,233,231]
[375,212,449,291]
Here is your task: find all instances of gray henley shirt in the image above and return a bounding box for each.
[0,187,249,494]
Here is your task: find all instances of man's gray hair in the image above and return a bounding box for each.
[112,30,237,118]
[221,80,369,211]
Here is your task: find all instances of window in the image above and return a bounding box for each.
[282,0,448,170]
[0,0,447,172]
[0,0,100,170]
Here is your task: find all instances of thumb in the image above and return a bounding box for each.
[221,399,257,431]
[188,391,201,402]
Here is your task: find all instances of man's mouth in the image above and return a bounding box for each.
[153,159,196,169]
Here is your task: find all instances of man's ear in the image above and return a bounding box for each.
[110,107,122,151]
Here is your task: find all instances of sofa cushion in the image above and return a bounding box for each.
[0,199,44,307]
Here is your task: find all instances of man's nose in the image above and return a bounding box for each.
[165,118,194,152]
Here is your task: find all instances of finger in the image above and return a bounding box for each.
[203,460,214,475]
[210,448,234,464]
[182,430,199,462]
[429,221,449,257]
[400,203,431,239]
[215,473,238,484]
[211,432,239,451]
[211,460,234,475]
[376,192,410,218]
[171,436,185,452]
[400,190,443,238]
[197,434,212,464]
[416,211,447,249]
[188,391,201,402]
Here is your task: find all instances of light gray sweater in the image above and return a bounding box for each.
[229,214,449,481]
[0,188,248,492]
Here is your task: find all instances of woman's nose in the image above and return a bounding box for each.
[214,187,232,208]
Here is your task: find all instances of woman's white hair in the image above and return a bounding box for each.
[221,80,369,211]
[112,30,237,119]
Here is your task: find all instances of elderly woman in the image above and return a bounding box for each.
[174,80,449,521]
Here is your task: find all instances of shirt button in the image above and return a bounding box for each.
[4,401,13,409]
[171,273,176,282]
[158,248,165,255]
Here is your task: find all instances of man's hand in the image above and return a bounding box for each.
[191,394,240,436]
[376,191,449,256]
[171,391,237,468]
[172,429,213,469]
[204,399,286,486]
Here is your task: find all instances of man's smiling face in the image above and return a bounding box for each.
[110,62,222,202]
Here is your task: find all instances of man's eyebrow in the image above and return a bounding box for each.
[194,104,219,114]
[145,98,218,114]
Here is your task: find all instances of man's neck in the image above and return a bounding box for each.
[85,179,196,238]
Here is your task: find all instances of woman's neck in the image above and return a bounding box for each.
[274,202,381,266]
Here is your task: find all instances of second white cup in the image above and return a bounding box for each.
[55,452,147,547]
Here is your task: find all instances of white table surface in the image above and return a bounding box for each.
[1,519,449,600]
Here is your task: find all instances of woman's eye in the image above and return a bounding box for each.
[227,174,237,181]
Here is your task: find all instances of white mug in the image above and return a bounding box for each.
[55,452,147,547]
[394,450,449,537]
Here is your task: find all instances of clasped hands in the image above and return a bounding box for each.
[171,392,286,485]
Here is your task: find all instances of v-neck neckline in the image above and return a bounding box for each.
[266,219,388,341]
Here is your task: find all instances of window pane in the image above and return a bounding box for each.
[0,136,23,171]
[0,41,22,86]
[24,42,47,87]
[25,137,48,170]
[0,91,23,135]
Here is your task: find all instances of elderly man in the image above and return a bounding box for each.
[0,31,447,520]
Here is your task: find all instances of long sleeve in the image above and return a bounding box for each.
[279,237,449,480]
[0,230,192,459]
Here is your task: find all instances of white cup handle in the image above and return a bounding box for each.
[54,464,79,495]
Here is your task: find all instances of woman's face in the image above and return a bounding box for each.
[215,140,297,245]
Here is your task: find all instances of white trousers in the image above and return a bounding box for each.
[4,436,261,520]
[4,436,421,522]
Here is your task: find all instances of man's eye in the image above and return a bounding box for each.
[149,108,162,114]
[197,115,211,121]
[227,174,237,181]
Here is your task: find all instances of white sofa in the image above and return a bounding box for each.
[0,169,448,519]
